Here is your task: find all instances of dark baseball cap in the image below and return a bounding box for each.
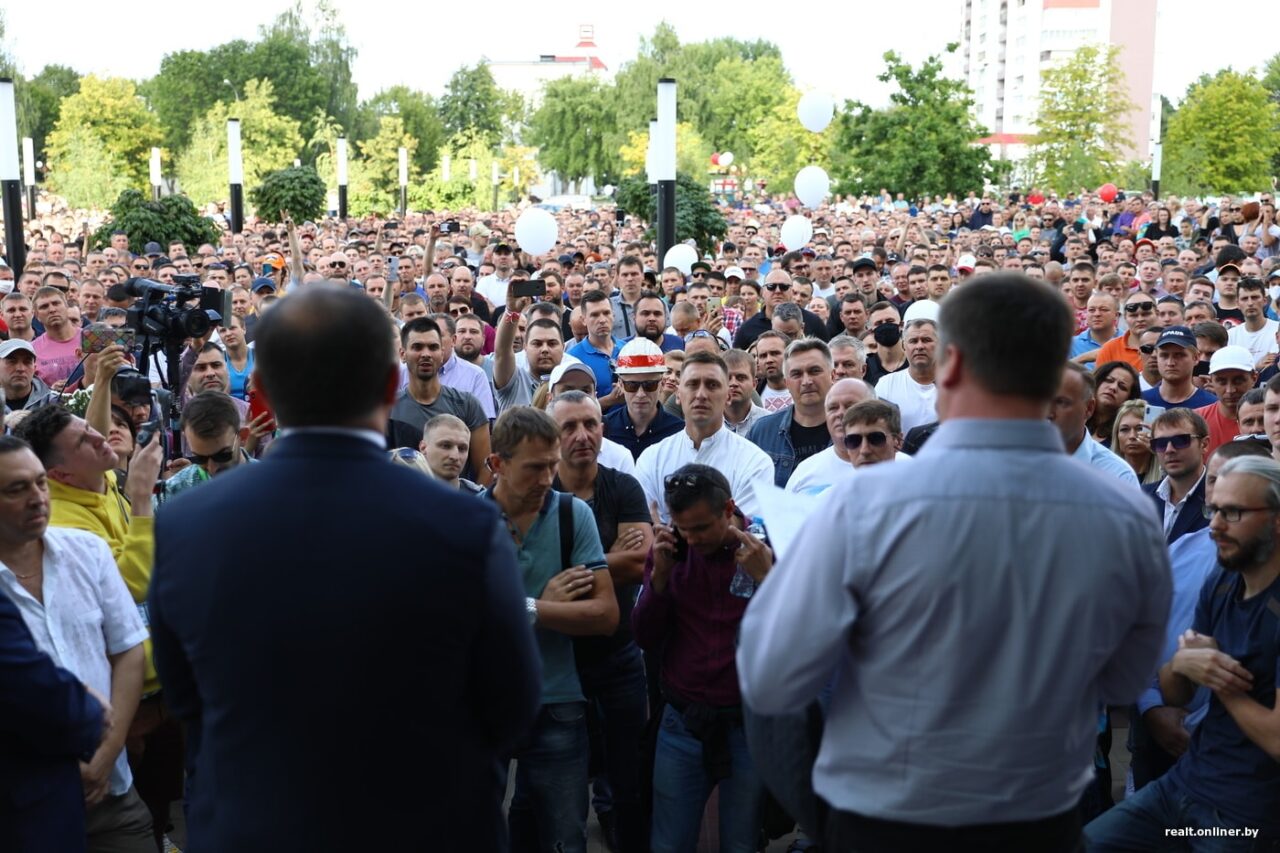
[850,257,877,274]
[1156,325,1196,349]
[251,277,277,294]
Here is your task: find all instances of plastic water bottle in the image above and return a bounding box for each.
[730,517,767,598]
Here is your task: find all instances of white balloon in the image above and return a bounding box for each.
[797,91,835,133]
[664,243,699,276]
[780,215,813,251]
[719,151,734,167]
[793,165,830,209]
[514,207,558,255]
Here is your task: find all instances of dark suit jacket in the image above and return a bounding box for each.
[0,589,103,853]
[149,432,541,852]
[1142,473,1208,544]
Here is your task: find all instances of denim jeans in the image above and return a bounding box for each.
[579,643,649,852]
[508,701,590,853]
[1085,774,1279,851]
[651,704,762,853]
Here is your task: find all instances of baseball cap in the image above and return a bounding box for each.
[902,300,940,324]
[1209,345,1254,374]
[1219,263,1242,277]
[956,254,977,272]
[0,339,36,359]
[690,261,711,274]
[1134,238,1155,250]
[143,241,163,257]
[251,277,277,293]
[556,253,574,266]
[849,257,877,274]
[724,266,746,280]
[493,242,514,254]
[1155,326,1196,349]
[549,361,595,390]
[615,338,665,375]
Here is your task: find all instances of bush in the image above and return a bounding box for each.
[615,173,727,254]
[250,166,327,223]
[91,190,221,255]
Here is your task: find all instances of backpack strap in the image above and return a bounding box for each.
[558,492,574,571]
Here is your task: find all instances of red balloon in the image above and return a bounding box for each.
[1027,192,1045,205]
[1098,183,1118,203]
[711,153,721,166]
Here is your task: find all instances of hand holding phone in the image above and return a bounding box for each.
[82,325,135,355]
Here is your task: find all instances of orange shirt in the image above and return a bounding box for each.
[1094,335,1143,373]
[1195,401,1239,457]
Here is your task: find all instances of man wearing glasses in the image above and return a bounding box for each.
[156,392,255,506]
[604,338,684,460]
[1090,291,1159,373]
[732,269,826,351]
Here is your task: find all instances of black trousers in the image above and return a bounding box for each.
[823,805,1083,853]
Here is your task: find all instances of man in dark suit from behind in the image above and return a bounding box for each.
[148,285,542,852]
[0,588,109,853]
[1142,407,1210,545]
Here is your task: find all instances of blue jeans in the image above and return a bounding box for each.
[579,643,648,852]
[508,702,590,853]
[1085,774,1277,851]
[651,704,762,852]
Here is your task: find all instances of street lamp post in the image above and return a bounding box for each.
[398,147,408,218]
[336,137,349,220]
[0,78,26,274]
[655,78,678,264]
[227,119,244,234]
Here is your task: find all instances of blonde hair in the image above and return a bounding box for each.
[387,448,435,478]
[1111,399,1162,485]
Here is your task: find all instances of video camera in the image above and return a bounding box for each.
[122,276,226,346]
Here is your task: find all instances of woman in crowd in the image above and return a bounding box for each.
[1111,399,1162,484]
[1089,360,1141,446]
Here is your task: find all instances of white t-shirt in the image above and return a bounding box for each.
[476,273,512,306]
[1227,320,1279,364]
[786,446,912,495]
[760,386,793,413]
[874,371,938,434]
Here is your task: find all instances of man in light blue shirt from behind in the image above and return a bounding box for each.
[1050,361,1141,487]
[737,274,1171,853]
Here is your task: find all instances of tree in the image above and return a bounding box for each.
[1263,51,1280,103]
[142,42,255,152]
[1163,69,1280,195]
[699,55,793,162]
[91,189,219,255]
[251,166,327,222]
[529,76,618,183]
[22,65,80,164]
[833,46,993,197]
[358,115,416,206]
[45,75,162,189]
[615,172,727,252]
[618,122,713,179]
[43,127,129,209]
[175,79,302,205]
[747,93,834,195]
[259,0,359,139]
[1028,44,1136,191]
[355,86,444,173]
[439,63,505,146]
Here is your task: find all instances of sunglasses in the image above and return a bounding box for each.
[664,471,725,493]
[1138,344,1158,355]
[330,262,348,269]
[132,263,150,271]
[1151,433,1199,453]
[448,306,471,316]
[185,446,236,466]
[844,431,889,450]
[621,379,661,393]
[763,283,791,292]
[1124,303,1155,314]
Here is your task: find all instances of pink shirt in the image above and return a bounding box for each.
[32,332,81,385]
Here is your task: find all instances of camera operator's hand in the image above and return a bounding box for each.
[95,345,127,388]
[126,437,164,518]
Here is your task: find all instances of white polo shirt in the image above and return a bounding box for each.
[636,423,775,522]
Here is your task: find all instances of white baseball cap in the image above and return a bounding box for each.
[1208,345,1254,375]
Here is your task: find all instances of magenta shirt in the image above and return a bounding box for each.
[32,333,81,385]
[632,537,749,708]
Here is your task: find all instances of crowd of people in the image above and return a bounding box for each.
[1,185,1279,853]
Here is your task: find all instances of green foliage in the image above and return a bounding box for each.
[529,76,618,183]
[355,86,444,173]
[439,63,506,146]
[21,65,80,164]
[91,190,219,255]
[1163,69,1280,195]
[748,93,834,195]
[615,173,726,253]
[833,46,993,197]
[250,166,326,222]
[175,79,303,205]
[42,126,129,209]
[142,42,254,152]
[699,55,793,162]
[356,115,416,211]
[45,75,162,189]
[618,122,713,179]
[1028,44,1136,191]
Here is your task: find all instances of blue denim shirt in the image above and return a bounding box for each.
[746,406,831,488]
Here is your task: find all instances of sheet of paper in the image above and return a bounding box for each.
[753,482,820,561]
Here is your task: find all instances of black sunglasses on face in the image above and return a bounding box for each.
[185,447,236,466]
[764,283,791,292]
[1152,433,1199,453]
[1138,344,1157,355]
[621,379,661,393]
[844,431,889,450]
[1124,303,1154,314]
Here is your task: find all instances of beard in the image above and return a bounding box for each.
[1217,530,1277,572]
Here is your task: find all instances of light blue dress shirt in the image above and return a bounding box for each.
[737,419,1172,825]
[1073,430,1141,487]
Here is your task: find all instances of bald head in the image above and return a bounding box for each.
[825,377,877,444]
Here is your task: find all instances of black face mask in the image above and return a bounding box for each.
[873,323,902,348]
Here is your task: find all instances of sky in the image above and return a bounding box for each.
[3,0,1277,108]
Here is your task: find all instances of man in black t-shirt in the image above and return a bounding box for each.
[387,317,490,484]
[548,390,652,852]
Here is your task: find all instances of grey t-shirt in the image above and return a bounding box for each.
[495,367,542,413]
[387,386,486,449]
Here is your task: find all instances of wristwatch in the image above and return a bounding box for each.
[526,597,538,626]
